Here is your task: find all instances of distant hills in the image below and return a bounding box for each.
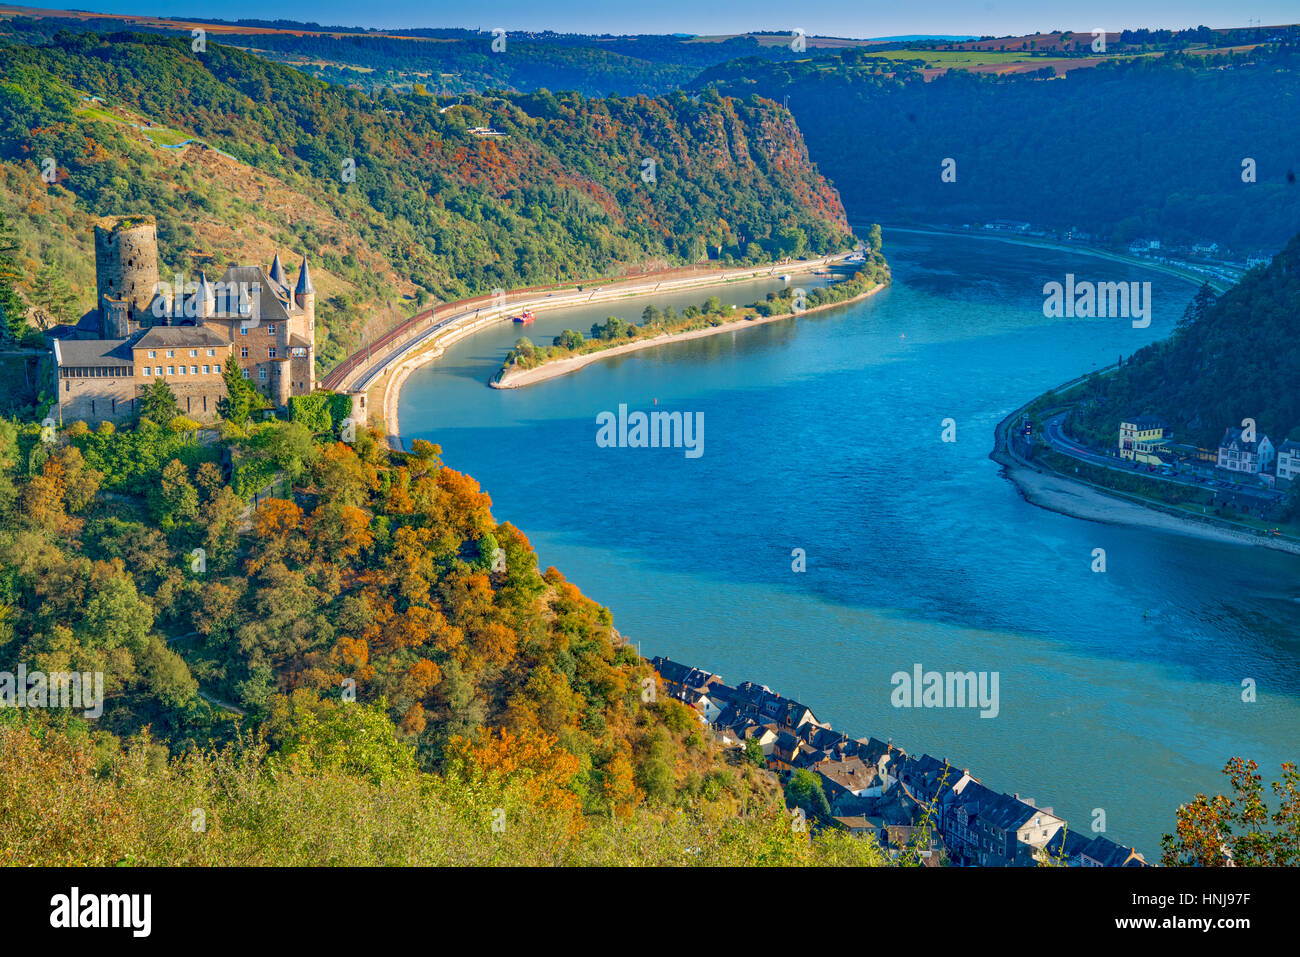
[696,44,1300,254]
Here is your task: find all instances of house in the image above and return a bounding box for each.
[1217,427,1275,475]
[1046,830,1148,867]
[649,656,720,700]
[832,815,877,839]
[1276,440,1300,482]
[893,753,973,809]
[770,729,820,770]
[941,783,1066,867]
[877,824,944,865]
[1118,416,1167,464]
[814,754,888,803]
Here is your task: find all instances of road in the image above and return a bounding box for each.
[1040,412,1284,505]
[337,253,851,394]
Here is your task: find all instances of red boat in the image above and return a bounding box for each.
[513,309,536,324]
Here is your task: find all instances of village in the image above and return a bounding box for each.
[650,655,1149,867]
[1032,411,1297,524]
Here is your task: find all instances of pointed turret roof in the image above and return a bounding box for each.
[295,258,315,297]
[195,271,216,319]
[269,252,286,286]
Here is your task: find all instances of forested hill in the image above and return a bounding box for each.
[3,15,843,97]
[0,31,852,366]
[694,47,1300,254]
[1071,232,1300,450]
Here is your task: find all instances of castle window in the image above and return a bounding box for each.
[241,370,250,380]
[167,366,175,375]
[240,347,249,358]
[268,348,277,359]
[267,323,276,334]
[190,350,198,358]
[240,326,248,336]
[207,349,215,357]
[148,351,156,359]
[258,369,267,380]
[179,366,187,375]
[144,366,152,376]
[203,365,210,375]
[191,366,198,375]
[166,350,175,358]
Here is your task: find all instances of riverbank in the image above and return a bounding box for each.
[991,393,1300,556]
[491,281,886,390]
[882,225,1238,294]
[374,254,851,446]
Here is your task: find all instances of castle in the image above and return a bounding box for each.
[51,216,317,424]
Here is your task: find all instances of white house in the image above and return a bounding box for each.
[1277,440,1300,482]
[1217,427,1275,475]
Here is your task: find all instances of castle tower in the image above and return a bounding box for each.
[295,258,316,391]
[94,216,159,338]
[195,272,216,320]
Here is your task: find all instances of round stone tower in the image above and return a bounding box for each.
[94,215,159,336]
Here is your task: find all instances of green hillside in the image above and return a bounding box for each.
[0,30,853,367]
[1071,234,1300,450]
[695,46,1300,254]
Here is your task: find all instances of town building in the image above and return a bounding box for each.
[50,215,317,425]
[1276,439,1300,483]
[1216,426,1275,475]
[1118,415,1167,464]
[1047,830,1148,867]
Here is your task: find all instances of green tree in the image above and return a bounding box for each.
[149,458,199,529]
[29,262,77,330]
[553,329,584,350]
[139,379,180,425]
[0,210,25,343]
[218,355,257,425]
[785,768,832,820]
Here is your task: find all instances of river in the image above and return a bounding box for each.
[398,229,1300,855]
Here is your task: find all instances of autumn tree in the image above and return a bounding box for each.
[1162,758,1300,866]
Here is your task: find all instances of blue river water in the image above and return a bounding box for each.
[399,229,1300,855]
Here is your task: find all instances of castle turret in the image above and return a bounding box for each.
[294,259,315,310]
[269,253,286,288]
[94,215,159,337]
[195,272,216,320]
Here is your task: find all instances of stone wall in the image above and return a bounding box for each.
[57,374,138,425]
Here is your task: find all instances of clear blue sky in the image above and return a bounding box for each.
[37,1,1297,36]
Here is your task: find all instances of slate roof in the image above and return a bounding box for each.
[135,325,229,350]
[53,337,134,367]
